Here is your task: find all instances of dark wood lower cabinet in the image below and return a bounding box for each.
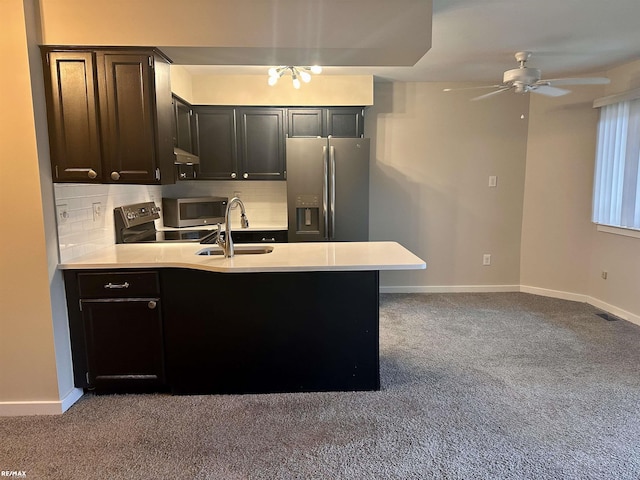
[64,268,379,395]
[64,270,166,392]
[81,299,165,391]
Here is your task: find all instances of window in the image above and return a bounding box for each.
[592,96,640,231]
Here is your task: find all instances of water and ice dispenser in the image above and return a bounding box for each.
[294,194,321,234]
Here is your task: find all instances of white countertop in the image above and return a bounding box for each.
[58,241,426,273]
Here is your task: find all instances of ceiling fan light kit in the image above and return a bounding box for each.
[444,51,610,101]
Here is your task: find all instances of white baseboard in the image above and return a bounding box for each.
[382,284,640,327]
[519,285,589,303]
[380,285,520,294]
[0,388,83,416]
[587,296,640,326]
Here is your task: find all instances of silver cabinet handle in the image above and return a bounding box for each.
[243,173,249,179]
[261,237,275,242]
[111,171,121,181]
[231,172,237,179]
[148,300,157,309]
[66,168,98,179]
[104,282,130,289]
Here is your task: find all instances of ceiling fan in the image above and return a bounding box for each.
[444,51,610,101]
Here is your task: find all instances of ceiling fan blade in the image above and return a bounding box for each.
[530,85,571,97]
[443,85,505,92]
[471,86,512,101]
[542,77,611,86]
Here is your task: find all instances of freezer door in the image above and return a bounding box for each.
[329,138,370,241]
[286,138,328,241]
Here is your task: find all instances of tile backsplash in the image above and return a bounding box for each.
[54,181,288,262]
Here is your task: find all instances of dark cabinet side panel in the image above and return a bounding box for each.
[162,269,379,395]
[43,51,102,182]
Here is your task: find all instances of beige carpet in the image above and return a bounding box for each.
[2,293,640,479]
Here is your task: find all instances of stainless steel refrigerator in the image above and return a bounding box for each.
[286,137,370,242]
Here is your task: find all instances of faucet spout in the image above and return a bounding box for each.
[217,197,249,257]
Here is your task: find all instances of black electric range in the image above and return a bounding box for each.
[114,202,215,244]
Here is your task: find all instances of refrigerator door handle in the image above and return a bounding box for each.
[323,145,329,240]
[330,145,336,241]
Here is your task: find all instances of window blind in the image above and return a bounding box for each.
[592,98,640,230]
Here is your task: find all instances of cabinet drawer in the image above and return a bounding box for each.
[78,271,160,298]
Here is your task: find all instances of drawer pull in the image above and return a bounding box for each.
[148,300,157,309]
[104,282,130,289]
[261,237,276,242]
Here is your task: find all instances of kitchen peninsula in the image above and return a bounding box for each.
[60,242,425,395]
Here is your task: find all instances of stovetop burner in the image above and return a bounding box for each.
[114,202,215,244]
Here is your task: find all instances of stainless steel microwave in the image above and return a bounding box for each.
[162,196,228,228]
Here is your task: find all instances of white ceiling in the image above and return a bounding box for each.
[179,0,640,83]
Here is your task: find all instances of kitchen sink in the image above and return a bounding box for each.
[196,245,274,256]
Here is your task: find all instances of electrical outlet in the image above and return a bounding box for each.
[92,202,102,222]
[601,271,608,280]
[483,254,491,266]
[488,176,497,188]
[57,204,69,224]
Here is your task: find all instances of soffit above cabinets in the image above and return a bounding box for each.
[39,0,432,68]
[159,0,432,67]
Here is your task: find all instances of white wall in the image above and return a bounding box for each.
[367,82,529,291]
[521,60,640,323]
[587,60,640,320]
[520,84,602,297]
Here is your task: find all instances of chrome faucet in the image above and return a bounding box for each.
[215,197,249,257]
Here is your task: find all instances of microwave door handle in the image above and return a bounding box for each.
[323,145,329,240]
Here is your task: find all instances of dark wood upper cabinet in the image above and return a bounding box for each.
[287,108,324,137]
[193,106,238,180]
[326,107,365,138]
[237,108,286,180]
[41,47,175,184]
[42,51,103,182]
[176,106,363,181]
[172,94,196,154]
[192,106,286,181]
[287,108,364,138]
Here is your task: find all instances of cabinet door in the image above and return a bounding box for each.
[99,53,159,183]
[173,95,196,154]
[326,107,365,138]
[81,298,165,389]
[287,108,324,137]
[194,107,238,180]
[42,51,102,182]
[238,108,286,180]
